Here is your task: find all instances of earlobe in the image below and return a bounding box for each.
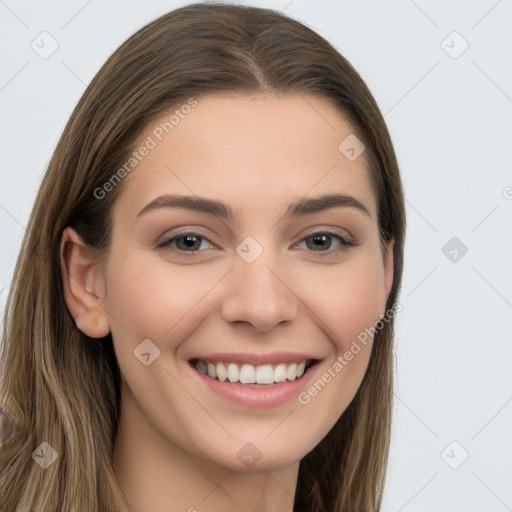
[59,227,110,339]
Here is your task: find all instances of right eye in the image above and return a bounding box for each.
[157,231,217,254]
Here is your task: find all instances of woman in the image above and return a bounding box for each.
[0,3,406,511]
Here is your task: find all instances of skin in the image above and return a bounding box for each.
[60,93,394,512]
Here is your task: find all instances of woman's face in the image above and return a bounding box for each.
[98,93,393,472]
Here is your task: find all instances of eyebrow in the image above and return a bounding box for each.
[136,192,372,221]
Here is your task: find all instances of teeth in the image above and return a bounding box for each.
[227,363,239,383]
[216,362,228,382]
[274,364,287,383]
[207,362,216,378]
[194,359,310,384]
[286,363,297,380]
[240,364,256,383]
[196,360,207,375]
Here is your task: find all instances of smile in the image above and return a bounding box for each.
[191,359,316,386]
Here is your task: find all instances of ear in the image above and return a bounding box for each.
[59,227,110,338]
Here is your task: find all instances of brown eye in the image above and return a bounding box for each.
[297,231,357,254]
[174,234,203,251]
[158,232,215,253]
[306,233,333,251]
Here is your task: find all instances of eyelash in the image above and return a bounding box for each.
[156,229,357,257]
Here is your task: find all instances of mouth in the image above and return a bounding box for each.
[188,358,319,387]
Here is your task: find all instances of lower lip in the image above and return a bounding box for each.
[188,360,321,409]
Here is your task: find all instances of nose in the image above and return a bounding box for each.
[221,253,299,333]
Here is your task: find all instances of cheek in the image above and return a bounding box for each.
[103,253,226,365]
[305,253,387,350]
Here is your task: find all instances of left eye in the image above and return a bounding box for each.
[295,231,356,252]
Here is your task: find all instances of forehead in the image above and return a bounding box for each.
[116,93,377,224]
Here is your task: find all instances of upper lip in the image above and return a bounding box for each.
[189,352,320,365]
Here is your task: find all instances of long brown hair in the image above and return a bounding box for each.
[0,3,406,510]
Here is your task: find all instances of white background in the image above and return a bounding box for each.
[1,1,512,510]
